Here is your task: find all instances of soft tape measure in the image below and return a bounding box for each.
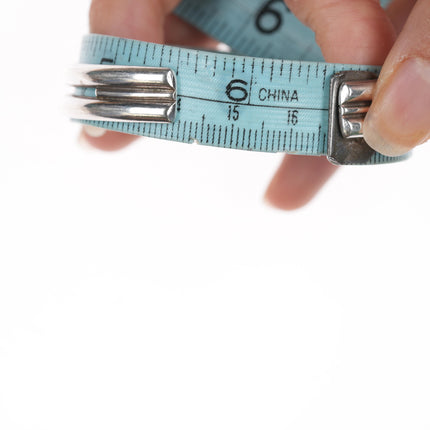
[69,0,408,165]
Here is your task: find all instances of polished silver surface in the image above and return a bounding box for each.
[339,104,370,117]
[338,115,366,140]
[69,98,177,123]
[327,71,378,166]
[68,65,177,123]
[338,80,375,105]
[96,88,176,102]
[338,79,376,139]
[69,65,176,89]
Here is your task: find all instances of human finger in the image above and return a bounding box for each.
[265,0,396,210]
[164,14,220,49]
[363,0,430,156]
[386,0,416,34]
[264,155,337,210]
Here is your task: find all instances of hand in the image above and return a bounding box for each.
[84,0,428,210]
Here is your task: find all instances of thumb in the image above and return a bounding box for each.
[363,0,430,156]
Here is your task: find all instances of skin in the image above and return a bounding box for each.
[83,0,428,210]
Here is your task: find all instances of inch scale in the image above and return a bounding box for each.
[69,0,408,165]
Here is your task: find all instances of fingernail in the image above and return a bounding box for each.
[363,58,430,156]
[82,125,106,138]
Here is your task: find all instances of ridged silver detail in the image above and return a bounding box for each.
[68,65,177,123]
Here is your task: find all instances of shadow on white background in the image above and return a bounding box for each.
[0,1,429,429]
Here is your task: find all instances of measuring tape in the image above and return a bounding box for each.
[69,0,408,165]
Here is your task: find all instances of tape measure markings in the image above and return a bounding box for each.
[79,34,338,155]
[175,0,323,61]
[72,0,406,165]
[78,34,373,157]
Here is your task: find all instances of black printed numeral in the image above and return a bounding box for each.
[226,80,249,102]
[255,0,290,34]
[228,105,240,121]
[287,110,299,126]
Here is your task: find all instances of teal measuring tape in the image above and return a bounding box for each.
[175,0,392,62]
[69,0,408,165]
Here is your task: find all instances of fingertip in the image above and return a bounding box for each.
[81,127,137,151]
[263,189,307,211]
[264,155,338,211]
[363,0,430,157]
[364,57,430,157]
[363,116,411,157]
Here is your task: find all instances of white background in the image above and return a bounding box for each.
[1,1,429,429]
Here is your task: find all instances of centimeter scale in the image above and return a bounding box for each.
[69,0,408,165]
